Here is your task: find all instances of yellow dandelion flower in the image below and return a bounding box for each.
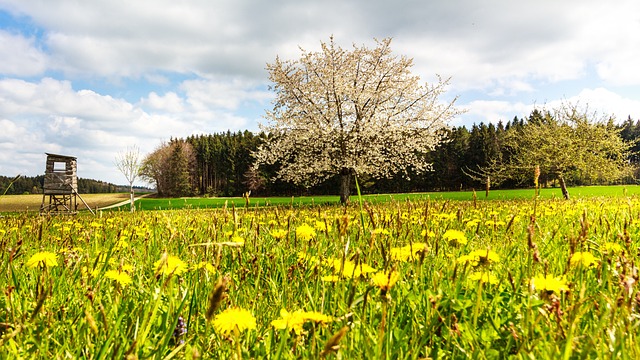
[484,220,506,227]
[602,242,623,254]
[303,310,332,324]
[321,275,340,282]
[154,255,188,276]
[270,229,288,240]
[570,252,598,268]
[26,251,58,268]
[530,274,569,294]
[420,229,435,237]
[271,309,306,334]
[271,309,332,335]
[230,235,245,245]
[192,261,216,273]
[315,220,328,231]
[390,243,427,261]
[121,264,134,273]
[465,219,480,228]
[443,229,468,245]
[296,224,316,241]
[213,307,256,335]
[104,270,132,287]
[468,271,499,285]
[457,249,500,267]
[372,270,400,291]
[340,261,377,278]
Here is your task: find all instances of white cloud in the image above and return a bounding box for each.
[0,30,47,76]
[180,77,272,111]
[457,87,640,128]
[2,0,640,183]
[560,88,640,122]
[0,76,265,182]
[141,92,185,113]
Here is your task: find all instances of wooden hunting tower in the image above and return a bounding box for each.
[40,153,79,214]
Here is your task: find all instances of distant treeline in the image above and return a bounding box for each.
[0,175,131,195]
[140,113,640,198]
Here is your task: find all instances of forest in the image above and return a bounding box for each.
[0,175,134,196]
[139,111,640,198]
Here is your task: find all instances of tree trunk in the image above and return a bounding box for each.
[130,185,135,212]
[339,169,352,205]
[558,174,570,200]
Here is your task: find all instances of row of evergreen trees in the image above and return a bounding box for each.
[0,175,122,195]
[142,113,640,197]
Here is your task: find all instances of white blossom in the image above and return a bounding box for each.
[254,37,463,195]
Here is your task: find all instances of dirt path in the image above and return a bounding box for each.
[96,193,154,210]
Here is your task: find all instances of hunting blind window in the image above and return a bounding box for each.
[53,162,66,172]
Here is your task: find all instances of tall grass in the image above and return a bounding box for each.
[1,194,640,358]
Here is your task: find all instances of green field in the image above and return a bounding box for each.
[119,185,640,211]
[2,187,640,358]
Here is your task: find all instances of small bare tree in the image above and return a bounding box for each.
[115,146,142,212]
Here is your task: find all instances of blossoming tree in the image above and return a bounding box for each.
[253,37,462,204]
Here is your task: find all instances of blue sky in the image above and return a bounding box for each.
[1,0,639,185]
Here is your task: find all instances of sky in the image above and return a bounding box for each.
[1,0,640,186]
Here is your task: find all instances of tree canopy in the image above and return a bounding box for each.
[253,37,462,203]
[472,104,631,199]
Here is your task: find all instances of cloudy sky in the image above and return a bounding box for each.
[1,0,639,185]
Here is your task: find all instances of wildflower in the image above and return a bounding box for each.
[390,243,427,261]
[154,255,188,276]
[570,251,599,268]
[468,271,499,285]
[530,274,569,294]
[602,242,623,254]
[339,260,377,278]
[270,229,288,240]
[465,219,480,228]
[104,270,132,287]
[484,220,506,227]
[315,220,328,232]
[271,309,332,335]
[213,307,256,336]
[443,229,468,245]
[271,308,306,334]
[192,261,216,273]
[230,235,245,245]
[321,275,340,282]
[296,224,316,241]
[26,251,58,268]
[303,310,332,324]
[420,229,435,237]
[173,316,187,345]
[457,249,500,267]
[121,264,134,273]
[371,270,400,291]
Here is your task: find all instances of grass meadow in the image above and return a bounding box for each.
[2,187,640,358]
